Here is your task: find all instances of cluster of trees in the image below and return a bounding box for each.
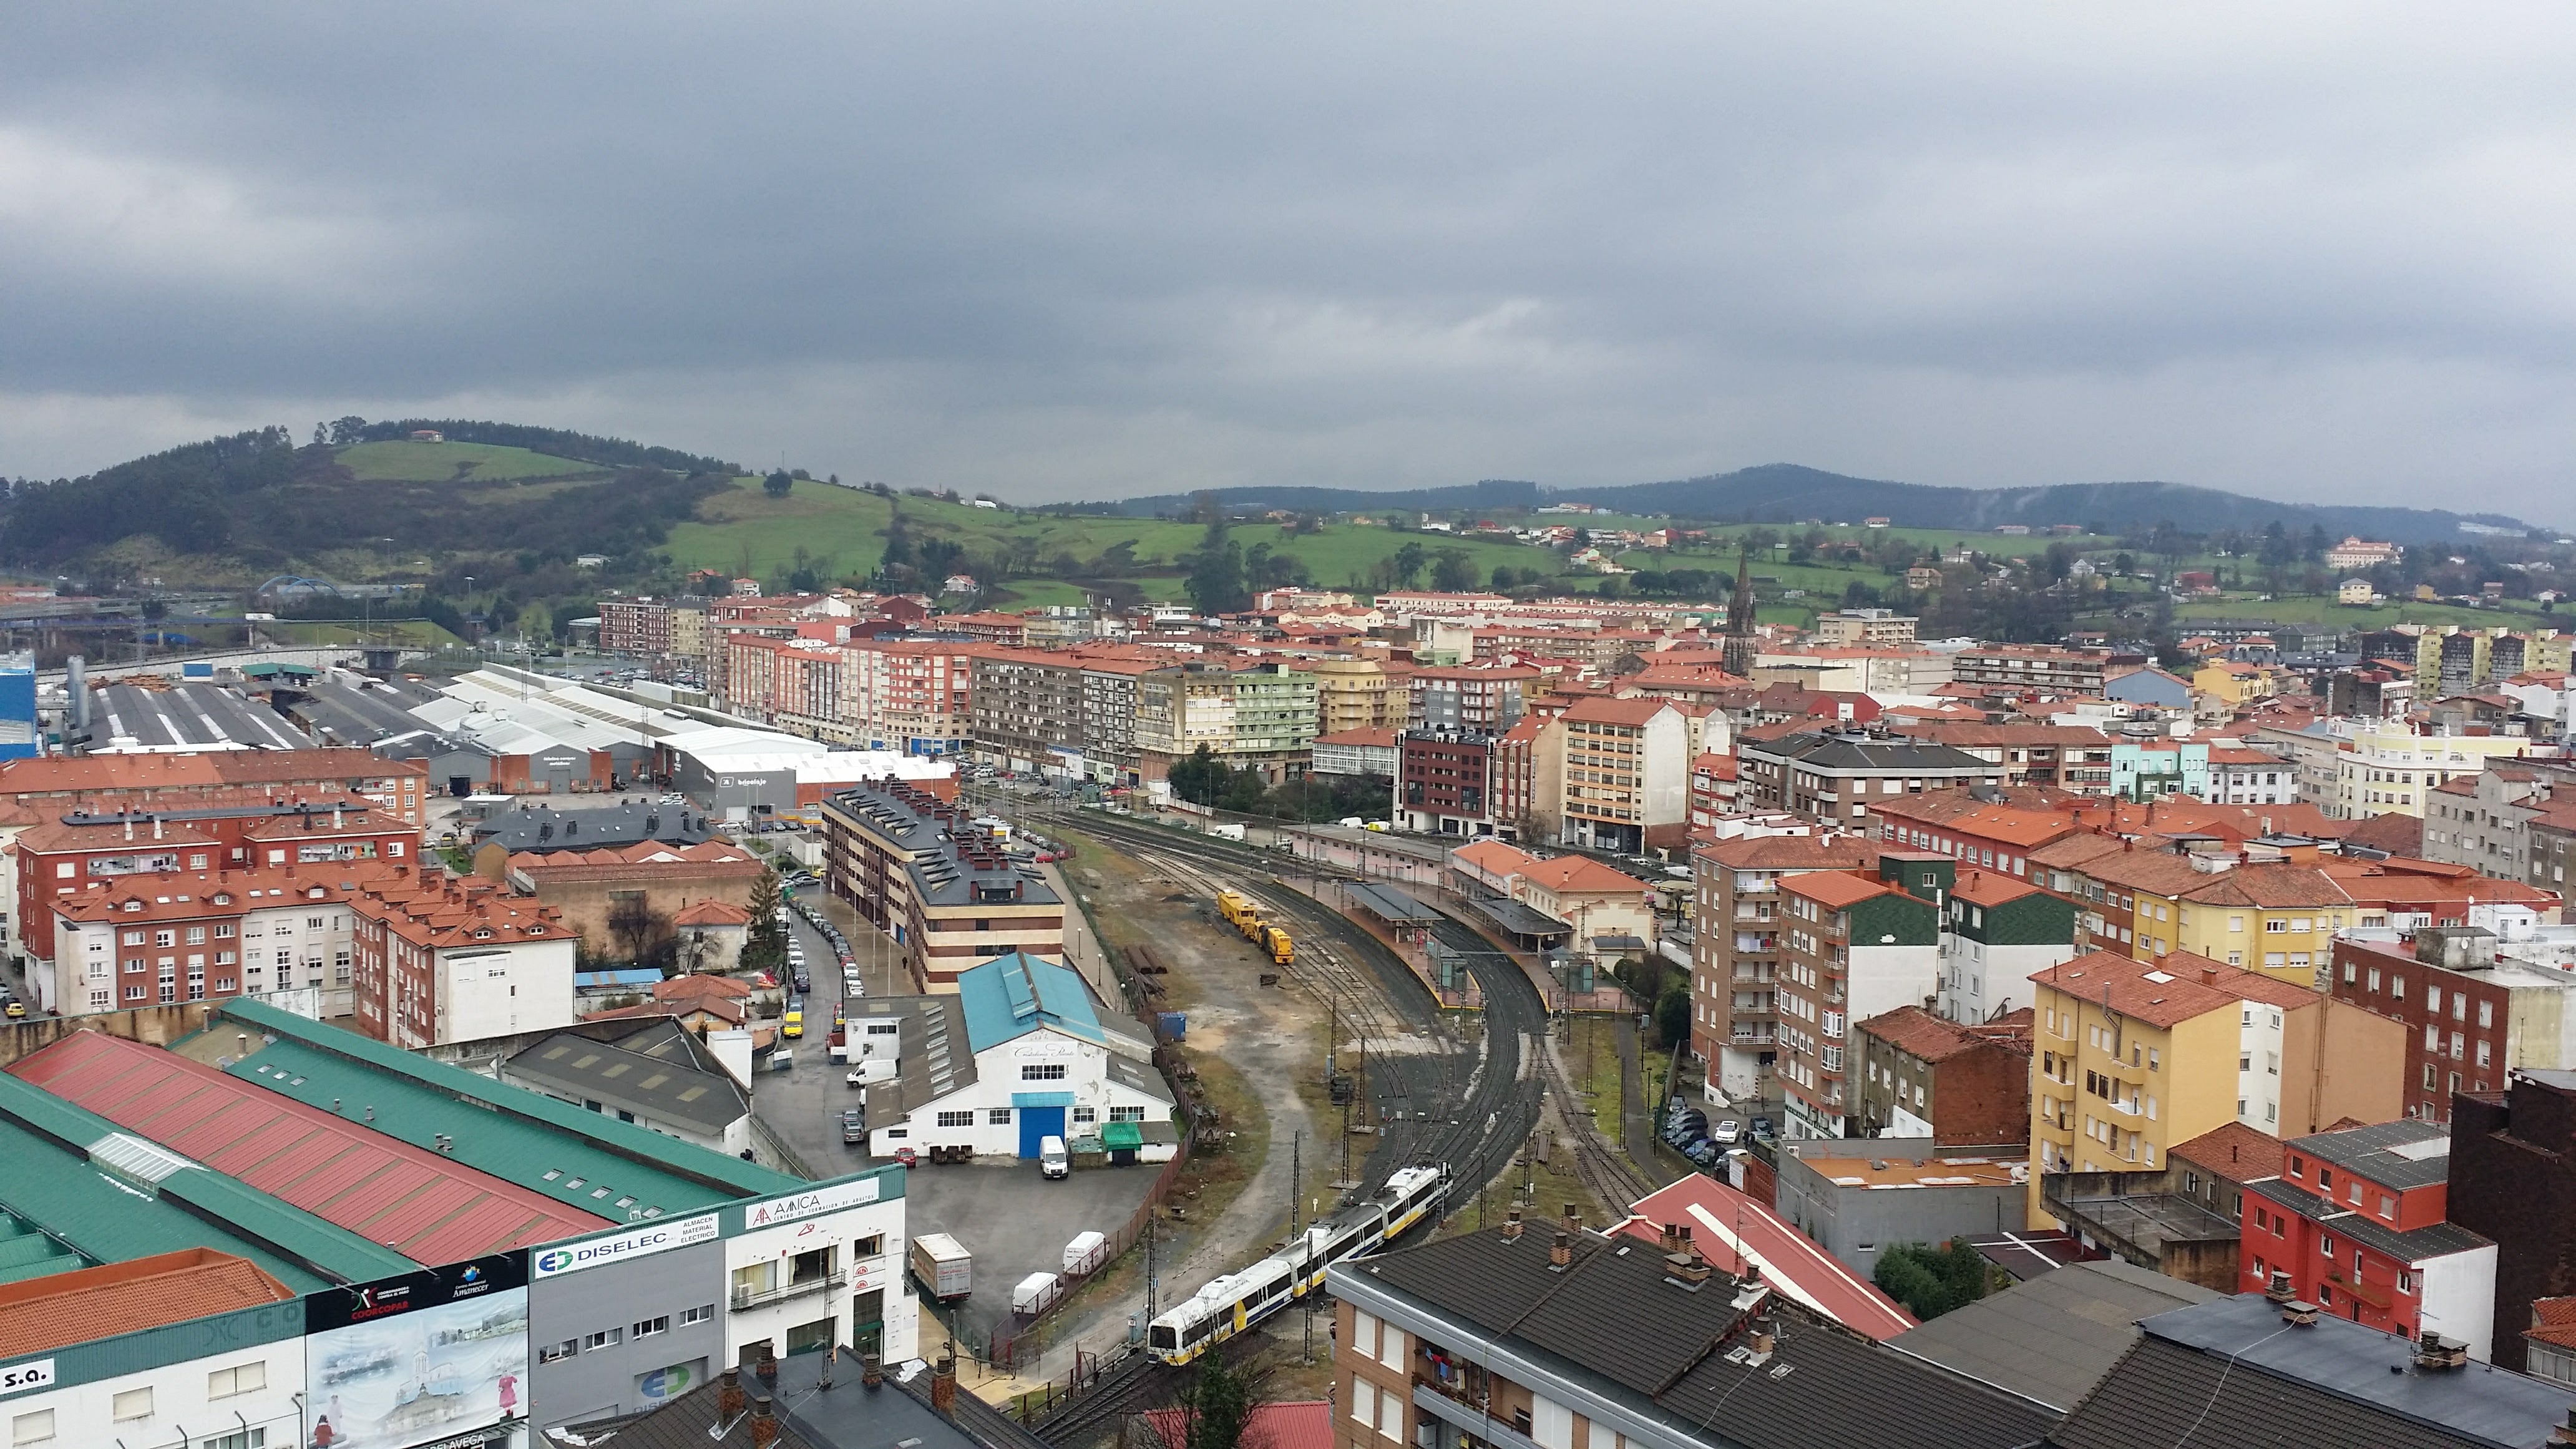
[1163,746,1393,823]
[741,866,791,977]
[323,416,738,475]
[1611,953,1692,1053]
[1871,1239,1992,1322]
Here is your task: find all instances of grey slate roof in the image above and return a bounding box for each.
[2291,1118,2457,1191]
[502,1020,748,1133]
[2242,1177,2494,1264]
[289,676,462,749]
[846,995,978,1122]
[1349,1224,2056,1449]
[1891,1258,2214,1411]
[1755,730,1996,773]
[2053,1295,2576,1449]
[475,799,715,853]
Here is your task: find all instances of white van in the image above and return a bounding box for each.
[1039,1134,1070,1180]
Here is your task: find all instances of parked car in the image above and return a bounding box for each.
[892,1145,917,1168]
[1712,1120,1742,1146]
[841,1109,866,1144]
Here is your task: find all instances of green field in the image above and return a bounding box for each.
[663,479,1583,592]
[336,440,608,483]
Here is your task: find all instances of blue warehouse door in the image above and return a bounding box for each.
[1018,1106,1065,1158]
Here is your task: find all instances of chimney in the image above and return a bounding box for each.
[862,1352,884,1390]
[718,1367,746,1421]
[2201,965,2220,985]
[152,815,163,840]
[1549,1231,1571,1269]
[124,815,134,842]
[2278,1299,2320,1328]
[932,1351,957,1415]
[1749,1312,1777,1357]
[751,1393,779,1448]
[2413,1330,2470,1371]
[1502,1208,1523,1241]
[1562,1202,1581,1237]
[2263,1270,2295,1305]
[2551,1408,2576,1447]
[1659,1221,1681,1253]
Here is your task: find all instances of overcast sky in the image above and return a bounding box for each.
[6,4,2575,520]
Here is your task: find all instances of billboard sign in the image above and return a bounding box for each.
[305,1254,530,1449]
[741,1176,880,1231]
[530,1213,719,1279]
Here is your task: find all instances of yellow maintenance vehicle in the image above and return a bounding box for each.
[1216,890,1257,931]
[1260,924,1294,965]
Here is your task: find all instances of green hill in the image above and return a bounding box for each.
[335,439,609,484]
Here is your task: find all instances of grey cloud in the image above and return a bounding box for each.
[4,3,2574,520]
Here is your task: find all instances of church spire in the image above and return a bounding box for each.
[1723,547,1757,678]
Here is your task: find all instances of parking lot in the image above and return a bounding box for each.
[749,897,1157,1357]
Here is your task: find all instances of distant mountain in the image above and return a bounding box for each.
[1102,464,2532,544]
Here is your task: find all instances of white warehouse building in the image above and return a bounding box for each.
[858,952,1175,1161]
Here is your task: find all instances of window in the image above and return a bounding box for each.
[11,1410,54,1447]
[2480,1000,2495,1028]
[112,1387,154,1422]
[1020,1063,1067,1081]
[935,1111,974,1128]
[633,1315,670,1339]
[1073,1106,1098,1124]
[2319,1236,2334,1257]
[1111,1106,1149,1122]
[539,1338,579,1363]
[681,1304,716,1327]
[855,1234,886,1257]
[207,1361,266,1398]
[585,1328,623,1350]
[988,1108,1013,1125]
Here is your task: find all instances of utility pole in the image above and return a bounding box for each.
[1144,1202,1159,1325]
[1290,1131,1302,1236]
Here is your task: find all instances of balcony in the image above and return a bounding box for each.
[1413,1380,1544,1449]
[729,1271,846,1313]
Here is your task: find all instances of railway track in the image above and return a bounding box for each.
[1015,805,1546,1216]
[1533,1025,1654,1208]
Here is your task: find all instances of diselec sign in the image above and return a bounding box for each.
[533,1214,720,1277]
[743,1177,881,1231]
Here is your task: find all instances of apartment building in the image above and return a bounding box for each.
[1852,1003,2032,1144]
[1546,696,1707,852]
[1398,730,1495,836]
[1135,660,1319,784]
[1936,868,2079,1025]
[1309,656,1400,735]
[968,647,1083,774]
[1325,1213,2050,1449]
[2421,768,2560,882]
[1689,834,1879,1098]
[0,747,430,829]
[1950,644,2112,697]
[348,870,577,1048]
[820,779,1065,990]
[2027,949,2403,1229]
[1408,665,1540,733]
[1735,728,2001,824]
[2332,721,2541,819]
[1866,792,2078,881]
[1772,859,1941,1139]
[2329,927,2576,1125]
[1314,727,1402,779]
[843,638,978,756]
[1810,608,1919,647]
[2240,1120,2496,1361]
[1490,716,1542,839]
[1886,721,2115,791]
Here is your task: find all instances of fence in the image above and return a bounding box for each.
[982,1100,1200,1372]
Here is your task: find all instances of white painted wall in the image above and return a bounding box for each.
[0,1335,305,1449]
[2421,1244,2499,1362]
[434,937,577,1045]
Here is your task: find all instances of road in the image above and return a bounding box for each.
[751,879,1156,1366]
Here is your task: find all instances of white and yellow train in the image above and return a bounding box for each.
[1146,1164,1447,1365]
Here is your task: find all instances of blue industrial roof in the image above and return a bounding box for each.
[957,952,1105,1053]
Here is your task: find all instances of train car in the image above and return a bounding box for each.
[1146,1164,1447,1364]
[1239,912,1267,944]
[1261,925,1293,965]
[1215,890,1256,930]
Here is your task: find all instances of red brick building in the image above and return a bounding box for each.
[1397,730,1494,836]
[1850,1003,2032,1144]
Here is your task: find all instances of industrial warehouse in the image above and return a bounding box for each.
[0,998,912,1449]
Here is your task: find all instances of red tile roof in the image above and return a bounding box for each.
[1855,1005,2006,1065]
[0,1247,297,1358]
[2030,949,2315,1028]
[1953,869,2041,907]
[2167,1123,2286,1185]
[12,1030,607,1262]
[1144,1403,1334,1449]
[1783,870,1907,910]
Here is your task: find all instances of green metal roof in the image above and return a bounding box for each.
[219,1000,806,1217]
[0,1075,414,1293]
[1101,1120,1144,1150]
